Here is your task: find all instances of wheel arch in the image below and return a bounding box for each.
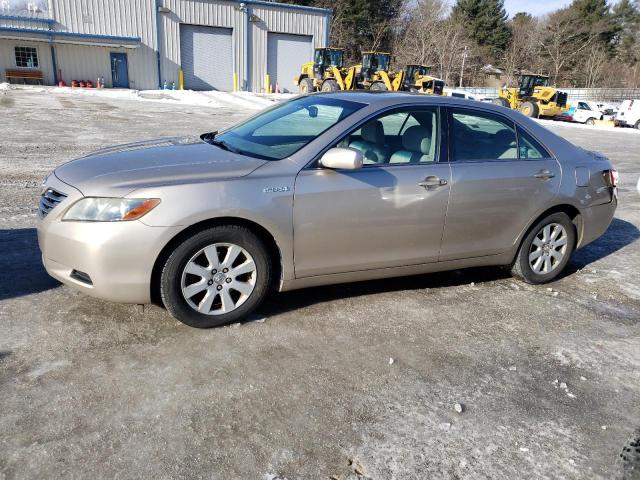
[150,216,283,306]
[512,204,583,262]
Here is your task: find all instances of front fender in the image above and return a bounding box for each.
[130,177,296,281]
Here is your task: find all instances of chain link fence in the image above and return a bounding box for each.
[456,87,640,103]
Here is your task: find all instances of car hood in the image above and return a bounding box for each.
[54,136,267,196]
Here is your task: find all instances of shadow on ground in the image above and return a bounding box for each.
[569,217,640,270]
[0,228,59,301]
[1,218,637,306]
[263,217,640,318]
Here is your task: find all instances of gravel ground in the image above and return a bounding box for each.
[1,87,639,480]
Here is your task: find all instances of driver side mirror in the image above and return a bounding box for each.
[319,147,363,170]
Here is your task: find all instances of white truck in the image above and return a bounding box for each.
[615,99,640,129]
[571,101,617,125]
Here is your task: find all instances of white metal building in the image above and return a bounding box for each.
[0,0,331,92]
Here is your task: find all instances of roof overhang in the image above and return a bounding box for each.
[0,27,141,48]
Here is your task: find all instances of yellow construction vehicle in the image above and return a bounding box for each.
[402,64,445,95]
[493,73,568,118]
[294,47,357,93]
[302,51,403,92]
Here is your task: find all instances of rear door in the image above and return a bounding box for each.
[439,106,561,261]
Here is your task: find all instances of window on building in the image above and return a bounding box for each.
[15,46,39,68]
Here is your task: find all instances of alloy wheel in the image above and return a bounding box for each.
[528,223,568,275]
[180,242,257,315]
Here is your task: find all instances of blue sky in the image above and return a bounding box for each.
[503,0,573,17]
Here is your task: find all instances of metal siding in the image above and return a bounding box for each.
[250,5,327,92]
[49,0,157,89]
[0,38,54,84]
[2,1,330,91]
[180,24,233,90]
[267,32,312,93]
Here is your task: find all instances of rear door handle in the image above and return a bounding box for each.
[418,176,448,189]
[533,169,555,180]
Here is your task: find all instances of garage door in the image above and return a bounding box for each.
[267,33,313,93]
[180,25,233,91]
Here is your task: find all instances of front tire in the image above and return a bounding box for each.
[160,225,272,328]
[519,101,539,118]
[370,81,388,91]
[585,117,596,125]
[511,212,576,284]
[321,79,339,92]
[493,97,510,108]
[299,78,314,94]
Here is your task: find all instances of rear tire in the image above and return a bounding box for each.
[635,120,640,130]
[299,78,314,95]
[493,97,510,108]
[160,225,272,328]
[370,81,387,91]
[321,79,339,92]
[511,212,576,284]
[519,101,539,118]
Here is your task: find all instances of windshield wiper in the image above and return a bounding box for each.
[212,138,240,154]
[201,132,240,154]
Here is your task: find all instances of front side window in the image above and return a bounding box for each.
[213,96,365,160]
[451,109,518,161]
[334,107,439,165]
[15,46,38,68]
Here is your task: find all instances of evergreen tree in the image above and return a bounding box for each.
[612,0,640,64]
[452,0,511,60]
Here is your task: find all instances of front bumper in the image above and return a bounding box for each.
[37,176,180,304]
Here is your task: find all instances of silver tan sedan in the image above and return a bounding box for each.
[37,92,618,328]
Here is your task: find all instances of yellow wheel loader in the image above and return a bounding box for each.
[294,48,357,94]
[493,74,568,118]
[402,64,445,95]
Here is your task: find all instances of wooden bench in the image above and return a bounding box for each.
[5,69,44,85]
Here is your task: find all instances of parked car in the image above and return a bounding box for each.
[443,88,477,101]
[571,100,616,125]
[37,92,618,328]
[615,99,640,128]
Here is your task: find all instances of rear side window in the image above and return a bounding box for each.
[451,108,518,161]
[517,127,551,159]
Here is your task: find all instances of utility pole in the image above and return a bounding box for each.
[459,46,468,88]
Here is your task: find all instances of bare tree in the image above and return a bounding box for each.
[537,8,600,84]
[392,0,471,84]
[501,16,540,86]
[582,43,608,87]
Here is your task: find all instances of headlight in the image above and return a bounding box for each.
[62,197,160,222]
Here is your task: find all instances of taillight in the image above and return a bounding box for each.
[603,169,618,187]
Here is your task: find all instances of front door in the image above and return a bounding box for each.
[293,107,451,278]
[110,52,129,88]
[440,107,561,261]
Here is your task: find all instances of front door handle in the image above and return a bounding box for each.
[418,176,448,189]
[534,169,555,180]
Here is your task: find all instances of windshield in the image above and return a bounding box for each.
[363,54,390,71]
[211,96,365,160]
[315,49,343,67]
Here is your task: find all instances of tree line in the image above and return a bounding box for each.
[282,0,640,88]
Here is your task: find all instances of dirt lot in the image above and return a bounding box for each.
[1,87,639,480]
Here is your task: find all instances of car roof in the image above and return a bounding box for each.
[312,90,494,109]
